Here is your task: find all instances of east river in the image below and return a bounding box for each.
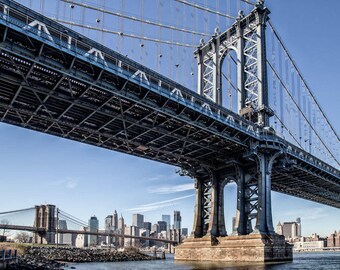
[65,252,340,269]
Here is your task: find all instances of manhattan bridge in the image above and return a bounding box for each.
[0,0,338,262]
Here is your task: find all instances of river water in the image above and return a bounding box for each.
[65,252,340,270]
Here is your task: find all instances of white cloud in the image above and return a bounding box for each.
[148,183,194,194]
[47,177,78,190]
[282,207,328,221]
[141,173,181,183]
[126,194,194,213]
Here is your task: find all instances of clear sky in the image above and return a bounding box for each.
[0,0,339,237]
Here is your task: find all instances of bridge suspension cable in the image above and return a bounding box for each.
[58,209,98,231]
[174,0,236,19]
[268,21,340,142]
[267,61,339,166]
[54,19,196,48]
[240,0,257,6]
[60,0,208,37]
[0,207,35,215]
[58,210,87,225]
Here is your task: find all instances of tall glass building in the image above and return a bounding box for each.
[174,211,181,230]
[88,216,99,246]
[162,214,171,231]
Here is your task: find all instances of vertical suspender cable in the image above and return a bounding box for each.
[278,42,284,136]
[139,0,144,64]
[297,75,302,146]
[270,27,278,131]
[169,0,174,80]
[175,0,179,82]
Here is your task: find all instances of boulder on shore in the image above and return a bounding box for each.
[6,246,159,270]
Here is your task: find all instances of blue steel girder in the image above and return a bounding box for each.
[0,0,339,208]
[0,12,252,171]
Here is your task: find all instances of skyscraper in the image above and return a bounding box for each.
[277,217,302,240]
[118,214,125,231]
[143,222,152,231]
[113,210,118,231]
[105,215,113,231]
[162,214,171,231]
[132,213,144,228]
[151,223,159,233]
[88,216,99,246]
[174,211,181,230]
[158,221,167,232]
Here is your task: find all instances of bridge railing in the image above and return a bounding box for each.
[257,132,339,177]
[0,249,17,268]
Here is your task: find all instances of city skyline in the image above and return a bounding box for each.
[0,0,339,238]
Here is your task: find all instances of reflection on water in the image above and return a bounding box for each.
[65,252,340,270]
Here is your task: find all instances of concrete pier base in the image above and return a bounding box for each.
[175,234,292,262]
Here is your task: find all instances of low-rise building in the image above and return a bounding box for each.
[327,230,340,247]
[75,227,88,248]
[294,240,324,251]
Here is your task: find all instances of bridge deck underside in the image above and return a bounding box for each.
[272,164,340,208]
[0,23,248,171]
[0,8,339,209]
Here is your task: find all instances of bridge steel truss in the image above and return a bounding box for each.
[0,0,338,241]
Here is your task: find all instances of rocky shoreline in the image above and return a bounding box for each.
[6,246,160,270]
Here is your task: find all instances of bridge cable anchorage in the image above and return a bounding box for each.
[174,0,236,19]
[60,0,208,37]
[267,61,340,166]
[0,207,35,215]
[54,19,196,48]
[268,21,340,142]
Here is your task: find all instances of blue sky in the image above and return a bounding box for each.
[0,0,339,237]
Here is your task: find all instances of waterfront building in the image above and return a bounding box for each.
[158,221,167,232]
[327,230,340,247]
[113,210,118,230]
[162,214,171,231]
[132,213,144,228]
[174,211,181,230]
[276,218,301,240]
[105,215,113,231]
[88,216,99,246]
[75,227,88,248]
[294,240,325,251]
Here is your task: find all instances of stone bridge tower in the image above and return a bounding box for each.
[33,204,56,244]
[175,1,292,262]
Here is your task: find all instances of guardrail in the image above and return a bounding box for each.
[0,249,17,269]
